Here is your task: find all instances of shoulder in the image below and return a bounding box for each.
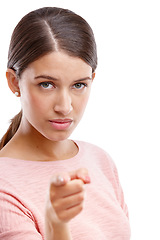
[0,157,36,187]
[0,157,19,187]
[75,140,116,168]
[75,140,121,189]
[75,140,110,157]
[75,140,106,153]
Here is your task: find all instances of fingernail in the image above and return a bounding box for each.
[56,176,65,185]
[84,176,91,183]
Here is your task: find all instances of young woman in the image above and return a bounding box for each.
[0,7,131,240]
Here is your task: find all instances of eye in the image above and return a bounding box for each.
[39,82,54,89]
[73,83,87,90]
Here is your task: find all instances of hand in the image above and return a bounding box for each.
[46,168,91,226]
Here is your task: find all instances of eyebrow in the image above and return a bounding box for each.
[34,75,92,82]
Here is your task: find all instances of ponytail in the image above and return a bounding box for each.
[0,111,22,150]
[1,7,97,150]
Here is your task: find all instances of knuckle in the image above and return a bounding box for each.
[51,199,63,213]
[58,211,70,223]
[77,203,84,213]
[77,192,85,202]
[50,192,58,204]
[58,212,65,221]
[51,201,58,212]
[75,180,84,191]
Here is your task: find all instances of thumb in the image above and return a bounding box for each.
[69,168,91,184]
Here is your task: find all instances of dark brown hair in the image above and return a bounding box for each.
[0,7,97,149]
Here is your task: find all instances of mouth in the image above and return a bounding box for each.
[49,119,73,130]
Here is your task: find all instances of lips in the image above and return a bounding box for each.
[49,119,73,130]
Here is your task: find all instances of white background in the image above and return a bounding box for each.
[0,1,160,239]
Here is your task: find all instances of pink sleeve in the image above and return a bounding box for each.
[110,159,129,219]
[113,164,129,218]
[103,152,129,219]
[0,188,43,240]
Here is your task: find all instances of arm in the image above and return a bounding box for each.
[45,220,72,240]
[0,187,43,240]
[45,168,90,240]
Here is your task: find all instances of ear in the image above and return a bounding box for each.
[6,69,20,96]
[92,72,96,81]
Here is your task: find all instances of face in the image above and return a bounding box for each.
[18,51,94,142]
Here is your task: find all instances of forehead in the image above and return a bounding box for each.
[21,51,92,80]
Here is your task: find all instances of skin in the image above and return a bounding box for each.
[2,51,95,161]
[0,51,95,239]
[45,169,91,240]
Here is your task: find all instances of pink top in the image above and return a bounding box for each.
[0,141,131,239]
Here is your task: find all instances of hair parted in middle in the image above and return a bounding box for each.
[0,7,97,149]
[7,7,97,77]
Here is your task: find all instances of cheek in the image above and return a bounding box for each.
[74,94,90,115]
[21,89,48,116]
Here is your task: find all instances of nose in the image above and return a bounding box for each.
[54,89,73,116]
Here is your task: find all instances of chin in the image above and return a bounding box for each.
[46,131,73,142]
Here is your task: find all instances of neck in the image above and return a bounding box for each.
[1,121,78,162]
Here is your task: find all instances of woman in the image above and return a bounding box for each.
[0,7,131,240]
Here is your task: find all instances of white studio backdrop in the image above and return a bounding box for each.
[0,1,160,239]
